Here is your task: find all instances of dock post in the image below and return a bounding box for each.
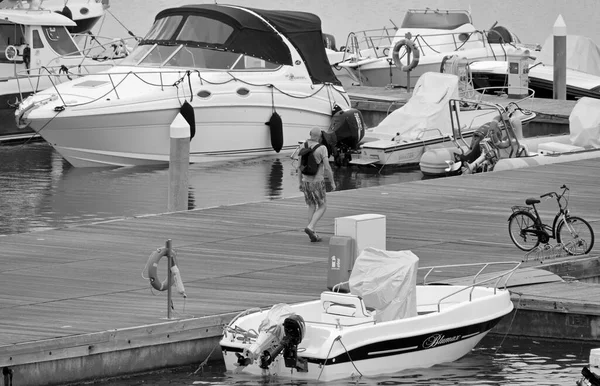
[166,239,173,319]
[553,14,567,100]
[168,113,190,212]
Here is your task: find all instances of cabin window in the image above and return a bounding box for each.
[32,30,44,49]
[42,26,80,57]
[176,16,233,45]
[144,16,183,41]
[0,23,26,63]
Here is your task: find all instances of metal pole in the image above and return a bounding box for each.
[166,239,173,319]
[553,15,567,100]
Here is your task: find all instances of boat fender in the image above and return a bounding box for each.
[179,101,196,140]
[392,38,420,72]
[266,112,284,153]
[146,247,179,292]
[489,116,511,149]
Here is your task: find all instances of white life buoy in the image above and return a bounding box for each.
[146,247,178,291]
[392,38,420,72]
[5,45,17,61]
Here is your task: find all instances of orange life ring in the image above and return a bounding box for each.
[392,38,420,72]
[146,247,178,291]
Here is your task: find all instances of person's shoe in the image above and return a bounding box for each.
[311,234,322,243]
[304,227,318,242]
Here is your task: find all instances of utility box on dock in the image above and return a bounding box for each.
[329,214,386,291]
[327,236,353,291]
[508,50,533,99]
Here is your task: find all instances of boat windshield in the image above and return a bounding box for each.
[401,9,472,30]
[42,26,81,57]
[124,12,281,70]
[122,43,280,70]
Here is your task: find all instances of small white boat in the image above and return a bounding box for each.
[220,248,519,382]
[329,8,527,89]
[16,4,351,167]
[420,96,600,176]
[470,35,600,100]
[0,0,123,134]
[348,72,535,168]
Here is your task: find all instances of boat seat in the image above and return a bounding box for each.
[320,292,374,326]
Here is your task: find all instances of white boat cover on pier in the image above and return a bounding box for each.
[349,247,418,322]
[569,97,600,148]
[367,72,460,141]
[536,35,600,77]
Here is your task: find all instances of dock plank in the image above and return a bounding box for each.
[1,158,600,351]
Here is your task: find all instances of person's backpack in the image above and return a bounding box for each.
[298,142,321,175]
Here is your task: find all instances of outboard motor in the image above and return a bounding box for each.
[259,314,307,372]
[322,105,366,166]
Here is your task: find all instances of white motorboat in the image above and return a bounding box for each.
[0,0,109,34]
[419,96,600,176]
[0,0,122,135]
[470,35,600,100]
[220,248,519,382]
[329,8,527,89]
[347,72,536,168]
[16,4,351,167]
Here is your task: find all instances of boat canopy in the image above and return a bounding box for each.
[143,4,340,85]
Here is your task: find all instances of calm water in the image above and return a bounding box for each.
[87,336,595,386]
[0,141,424,235]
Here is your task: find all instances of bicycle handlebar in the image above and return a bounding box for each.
[539,185,569,200]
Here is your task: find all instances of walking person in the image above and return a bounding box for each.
[298,127,336,242]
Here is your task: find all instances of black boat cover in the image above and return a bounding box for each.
[144,4,340,85]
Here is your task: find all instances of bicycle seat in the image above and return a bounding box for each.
[526,198,540,205]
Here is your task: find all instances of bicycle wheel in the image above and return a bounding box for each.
[508,211,540,251]
[557,216,595,255]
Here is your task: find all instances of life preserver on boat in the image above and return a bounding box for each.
[488,115,512,149]
[146,247,178,291]
[266,111,283,153]
[392,38,420,72]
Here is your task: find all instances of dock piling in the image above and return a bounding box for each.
[553,14,567,100]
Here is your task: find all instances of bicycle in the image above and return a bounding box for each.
[507,185,595,255]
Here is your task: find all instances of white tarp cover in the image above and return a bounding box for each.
[349,247,418,322]
[369,72,460,140]
[536,35,600,77]
[569,97,600,148]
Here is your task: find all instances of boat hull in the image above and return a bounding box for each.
[219,285,513,381]
[348,48,520,88]
[22,72,350,167]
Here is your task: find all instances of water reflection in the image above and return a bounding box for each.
[87,335,594,386]
[0,143,429,235]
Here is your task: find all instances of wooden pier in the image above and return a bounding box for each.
[1,156,599,385]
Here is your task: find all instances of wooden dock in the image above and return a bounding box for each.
[1,156,600,385]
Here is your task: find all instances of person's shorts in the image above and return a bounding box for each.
[301,180,326,206]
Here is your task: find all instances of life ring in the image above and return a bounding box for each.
[488,116,511,149]
[146,247,178,291]
[4,45,17,61]
[392,38,420,72]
